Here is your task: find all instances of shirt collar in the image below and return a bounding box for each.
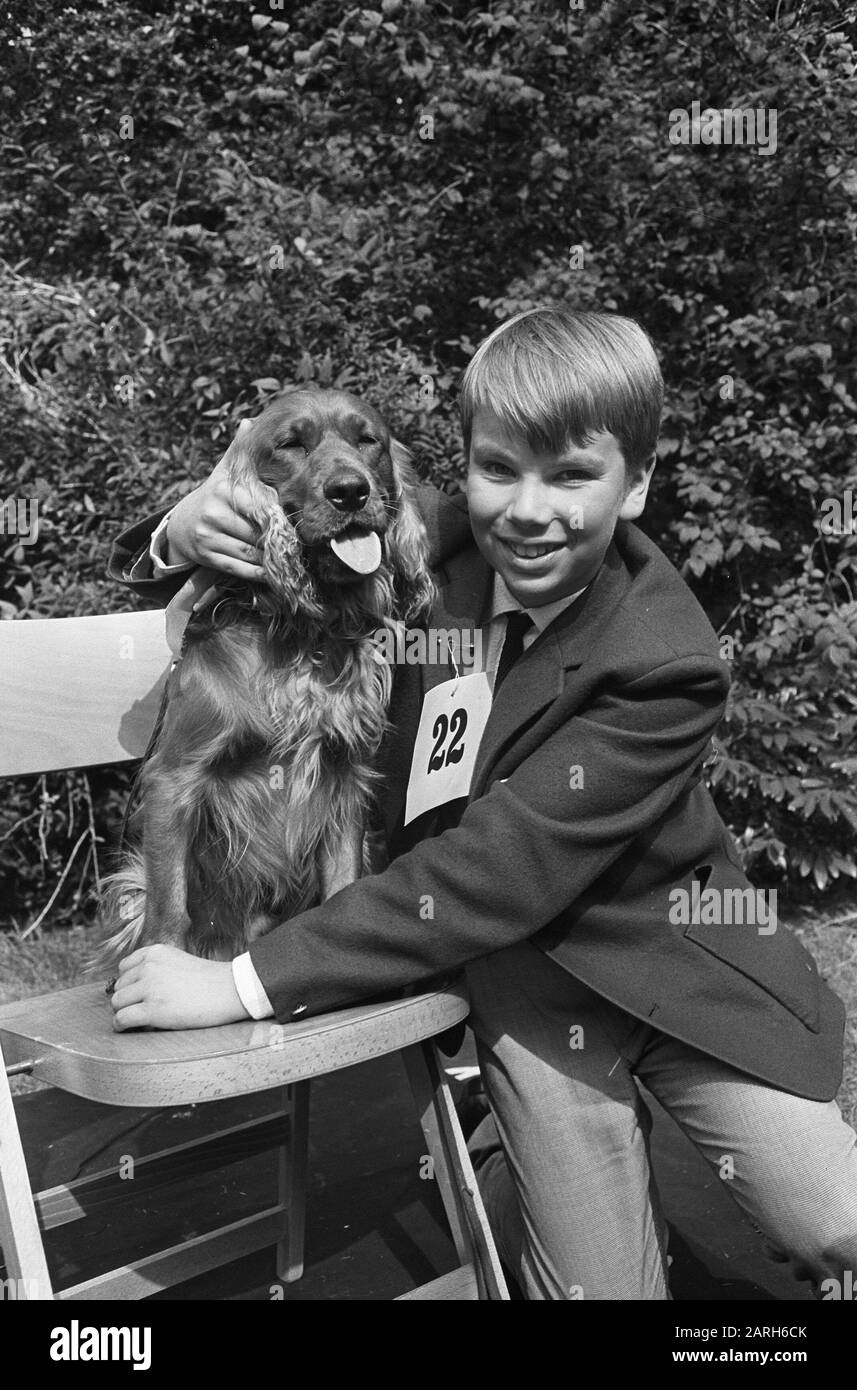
[490,572,588,635]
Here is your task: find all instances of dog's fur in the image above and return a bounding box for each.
[96,389,434,968]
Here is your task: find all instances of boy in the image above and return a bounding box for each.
[108,308,857,1299]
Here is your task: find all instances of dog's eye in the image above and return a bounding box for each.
[276,438,302,450]
[358,435,377,447]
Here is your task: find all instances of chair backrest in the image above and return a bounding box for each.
[0,611,171,777]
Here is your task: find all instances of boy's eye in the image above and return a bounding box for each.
[482,460,515,475]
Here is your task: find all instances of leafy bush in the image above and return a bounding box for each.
[2,0,856,932]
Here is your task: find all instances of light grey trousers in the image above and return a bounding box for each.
[465,940,857,1300]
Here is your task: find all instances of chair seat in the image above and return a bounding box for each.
[0,980,469,1107]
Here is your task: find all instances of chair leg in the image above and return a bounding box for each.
[401,1040,509,1300]
[276,1080,310,1284]
[0,1044,54,1300]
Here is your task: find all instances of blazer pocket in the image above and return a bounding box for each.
[682,866,821,1033]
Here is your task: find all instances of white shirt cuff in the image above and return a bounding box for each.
[232,952,275,1020]
[129,508,194,580]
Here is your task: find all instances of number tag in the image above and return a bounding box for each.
[404,673,492,826]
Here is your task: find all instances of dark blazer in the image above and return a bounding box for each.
[108,489,845,1102]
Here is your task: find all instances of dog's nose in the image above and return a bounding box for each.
[323,472,370,513]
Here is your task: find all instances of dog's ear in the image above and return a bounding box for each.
[259,508,320,616]
[224,418,318,616]
[389,439,416,492]
[224,418,280,532]
[386,439,435,622]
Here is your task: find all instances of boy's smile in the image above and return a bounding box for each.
[465,409,655,607]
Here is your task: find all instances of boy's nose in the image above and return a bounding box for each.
[504,482,555,527]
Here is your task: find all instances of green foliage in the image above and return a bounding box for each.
[1,0,856,929]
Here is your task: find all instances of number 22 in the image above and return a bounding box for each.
[427,708,468,773]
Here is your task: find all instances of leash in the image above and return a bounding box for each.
[117,645,184,854]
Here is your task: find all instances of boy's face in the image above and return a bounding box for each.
[465,408,655,607]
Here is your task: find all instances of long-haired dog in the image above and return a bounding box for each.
[96,388,435,967]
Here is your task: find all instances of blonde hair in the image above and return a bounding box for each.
[460,307,663,471]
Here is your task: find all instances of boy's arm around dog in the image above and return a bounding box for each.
[248,505,845,1103]
[107,489,845,1101]
[107,506,191,606]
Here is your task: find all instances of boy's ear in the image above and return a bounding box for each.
[619,452,657,522]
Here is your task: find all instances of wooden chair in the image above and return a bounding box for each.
[0,612,508,1301]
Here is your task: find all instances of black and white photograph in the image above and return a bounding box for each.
[0,0,855,1353]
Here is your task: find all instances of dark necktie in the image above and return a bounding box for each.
[494,610,533,694]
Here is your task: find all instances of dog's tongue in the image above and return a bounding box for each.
[330,529,382,575]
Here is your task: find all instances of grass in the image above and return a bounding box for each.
[0,924,99,1007]
[791,905,857,1128]
[0,923,101,1095]
[1,906,855,1122]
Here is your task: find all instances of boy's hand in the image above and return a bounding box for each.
[166,419,267,580]
[110,944,249,1031]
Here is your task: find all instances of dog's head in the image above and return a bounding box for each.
[228,389,434,625]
